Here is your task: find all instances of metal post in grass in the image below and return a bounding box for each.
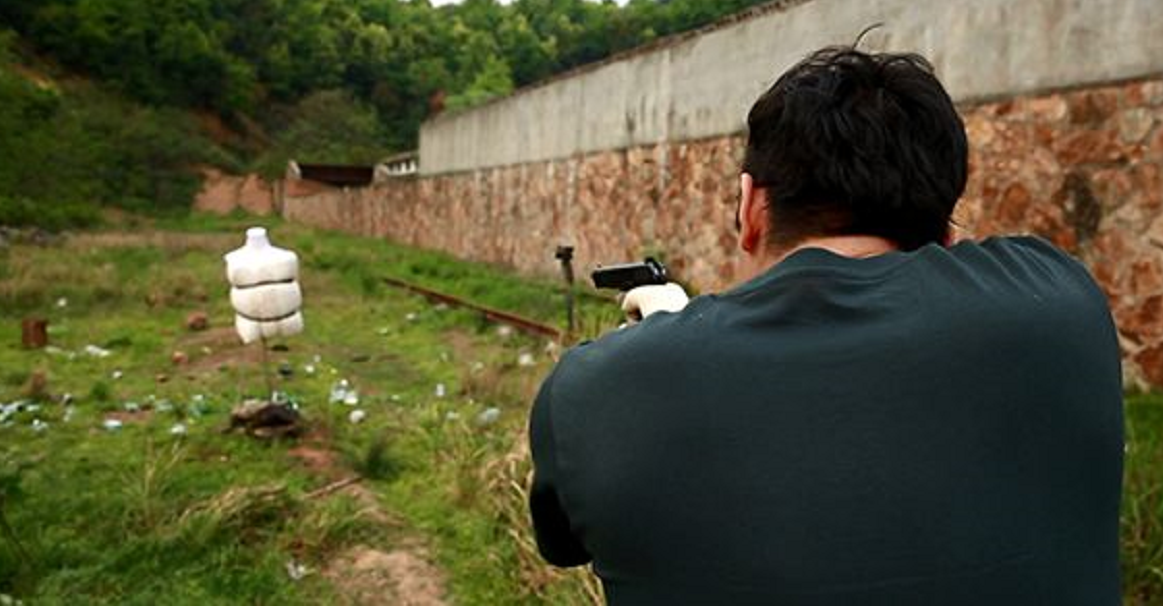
[20,318,48,349]
[555,245,576,335]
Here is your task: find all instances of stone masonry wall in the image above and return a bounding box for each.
[194,168,277,216]
[281,76,1163,387]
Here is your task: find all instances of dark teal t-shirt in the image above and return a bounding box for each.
[529,237,1123,605]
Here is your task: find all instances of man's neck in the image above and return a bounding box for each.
[734,235,899,286]
[775,235,899,264]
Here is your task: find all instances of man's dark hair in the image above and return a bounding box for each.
[743,47,968,251]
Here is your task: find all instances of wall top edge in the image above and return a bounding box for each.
[423,0,816,127]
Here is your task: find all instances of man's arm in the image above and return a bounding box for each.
[529,368,591,567]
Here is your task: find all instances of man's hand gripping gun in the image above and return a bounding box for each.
[591,258,689,321]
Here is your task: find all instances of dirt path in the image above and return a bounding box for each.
[289,440,450,606]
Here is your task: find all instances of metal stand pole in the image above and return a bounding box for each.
[259,334,275,402]
[555,246,576,335]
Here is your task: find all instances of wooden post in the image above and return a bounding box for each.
[21,318,48,349]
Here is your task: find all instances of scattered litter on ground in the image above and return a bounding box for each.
[170,423,188,436]
[0,401,30,425]
[111,370,123,380]
[285,559,312,581]
[348,409,367,424]
[476,408,501,427]
[303,363,316,375]
[83,344,112,358]
[63,406,76,423]
[61,393,74,405]
[434,383,446,398]
[123,401,140,413]
[496,325,514,339]
[330,380,356,405]
[44,346,75,359]
[405,313,419,322]
[434,303,449,312]
[189,394,211,418]
[31,418,48,432]
[517,352,536,367]
[103,419,124,431]
[56,297,68,309]
[390,394,402,403]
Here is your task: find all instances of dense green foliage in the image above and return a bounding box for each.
[0,30,236,227]
[1,0,772,151]
[0,1,772,219]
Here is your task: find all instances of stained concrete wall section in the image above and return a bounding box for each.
[420,0,1163,175]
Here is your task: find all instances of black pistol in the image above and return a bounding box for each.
[591,257,669,291]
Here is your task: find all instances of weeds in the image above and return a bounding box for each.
[121,439,185,531]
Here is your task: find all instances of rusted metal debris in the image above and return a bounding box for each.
[21,318,48,349]
[381,277,562,340]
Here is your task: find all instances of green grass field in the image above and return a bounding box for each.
[0,215,1160,604]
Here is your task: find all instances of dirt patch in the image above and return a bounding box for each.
[325,544,448,606]
[289,443,342,479]
[179,326,263,373]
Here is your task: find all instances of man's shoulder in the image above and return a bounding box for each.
[551,297,721,392]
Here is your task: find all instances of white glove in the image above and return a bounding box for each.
[621,283,690,322]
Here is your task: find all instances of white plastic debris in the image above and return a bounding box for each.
[496,325,514,338]
[329,380,352,404]
[63,406,76,423]
[31,418,48,432]
[83,344,112,358]
[434,383,447,398]
[102,419,123,431]
[285,560,311,581]
[224,227,304,344]
[170,423,188,436]
[123,401,140,413]
[518,352,536,367]
[476,407,501,426]
[111,370,123,380]
[56,297,68,309]
[348,409,366,424]
[390,394,401,402]
[303,364,316,375]
[343,390,360,406]
[405,312,419,322]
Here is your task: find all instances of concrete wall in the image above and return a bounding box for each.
[419,0,1163,175]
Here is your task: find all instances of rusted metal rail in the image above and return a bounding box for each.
[382,277,563,340]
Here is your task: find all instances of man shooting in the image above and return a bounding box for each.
[528,46,1123,604]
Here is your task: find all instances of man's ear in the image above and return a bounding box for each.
[738,173,769,254]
